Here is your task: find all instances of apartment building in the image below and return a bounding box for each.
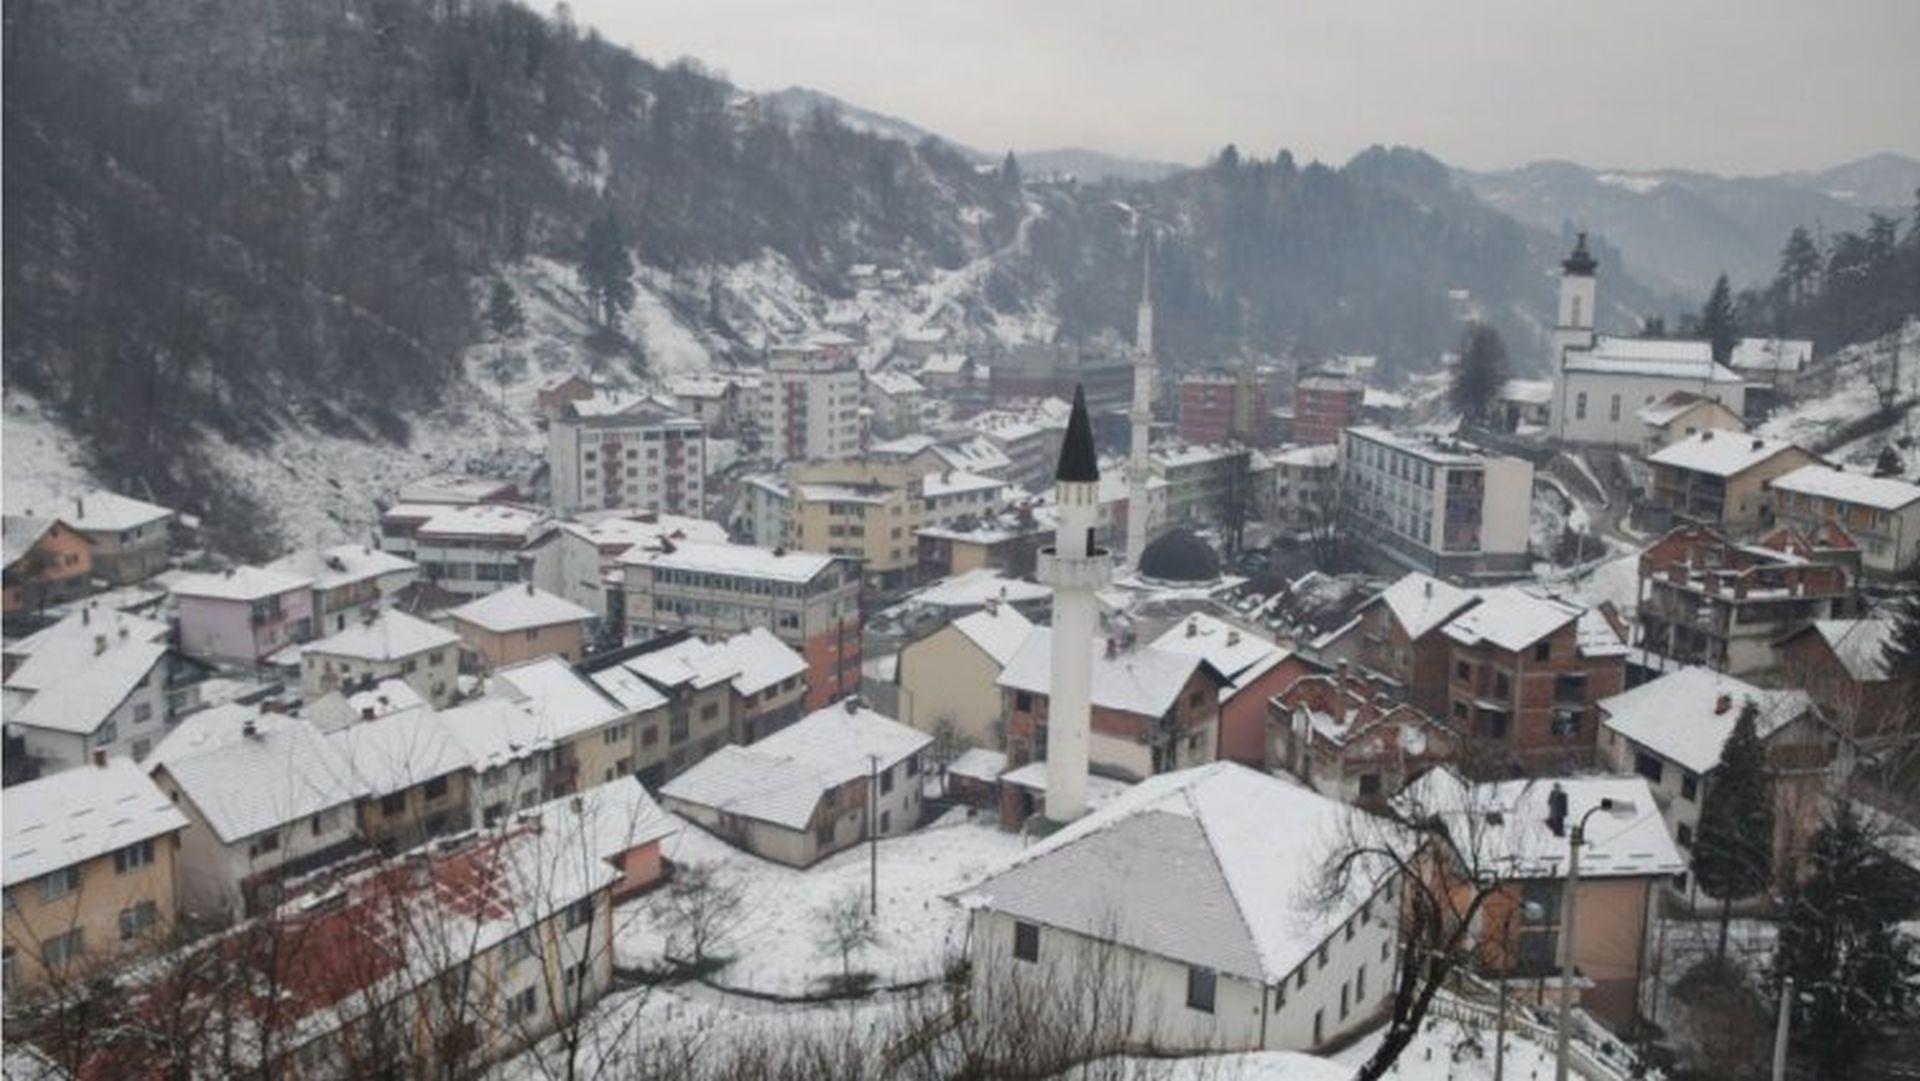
[988,343,1133,414]
[621,541,861,709]
[1293,371,1364,445]
[761,342,864,462]
[1153,444,1265,530]
[1339,426,1533,578]
[3,760,189,995]
[1643,432,1821,534]
[266,544,420,635]
[547,392,706,516]
[1635,524,1856,677]
[380,502,549,601]
[171,566,316,665]
[1178,371,1269,445]
[1767,464,1920,577]
[865,369,926,439]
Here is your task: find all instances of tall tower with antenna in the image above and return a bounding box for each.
[1126,233,1155,567]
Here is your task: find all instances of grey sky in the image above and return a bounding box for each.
[555,0,1919,174]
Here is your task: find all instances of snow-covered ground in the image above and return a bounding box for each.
[621,808,1025,995]
[1760,320,1920,475]
[2,390,99,513]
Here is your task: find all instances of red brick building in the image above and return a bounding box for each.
[1439,587,1629,772]
[1775,617,1909,741]
[1268,662,1463,807]
[1293,371,1364,445]
[1149,613,1314,767]
[1178,372,1270,446]
[1347,572,1484,720]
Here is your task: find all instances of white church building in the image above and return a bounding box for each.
[1546,234,1749,448]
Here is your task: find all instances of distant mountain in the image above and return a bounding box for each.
[759,86,1184,183]
[1458,155,1914,298]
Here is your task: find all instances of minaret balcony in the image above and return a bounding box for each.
[1038,547,1113,591]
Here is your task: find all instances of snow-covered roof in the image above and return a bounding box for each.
[170,565,312,603]
[490,656,625,736]
[622,636,741,692]
[1397,769,1685,880]
[448,583,594,634]
[921,469,1004,499]
[528,776,678,859]
[1149,614,1290,699]
[1500,379,1554,404]
[1267,443,1340,468]
[867,370,924,396]
[911,568,1051,609]
[619,539,838,583]
[1367,572,1481,641]
[328,706,471,796]
[266,544,416,591]
[918,352,970,375]
[1440,587,1580,653]
[1344,426,1489,466]
[998,629,1219,718]
[659,702,930,830]
[303,609,458,662]
[4,760,189,886]
[947,605,1036,667]
[1599,667,1814,775]
[1729,337,1813,373]
[587,661,672,714]
[1,515,60,567]
[153,714,365,844]
[956,763,1384,983]
[1565,338,1746,383]
[710,627,807,697]
[869,433,939,457]
[21,490,173,534]
[439,696,559,772]
[1770,463,1920,512]
[545,513,728,555]
[8,640,168,735]
[1805,618,1895,682]
[946,747,1008,783]
[413,502,547,540]
[1647,432,1810,478]
[395,473,516,504]
[932,437,1013,474]
[1635,391,1737,427]
[4,609,170,692]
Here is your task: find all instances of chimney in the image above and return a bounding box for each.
[843,696,861,715]
[242,717,260,739]
[1752,438,1764,452]
[1186,619,1199,638]
[82,606,91,626]
[1715,693,1732,715]
[983,596,999,616]
[93,749,108,768]
[1423,579,1433,599]
[525,581,535,595]
[1227,629,1241,647]
[1546,783,1569,837]
[361,706,376,721]
[94,634,108,656]
[75,496,84,518]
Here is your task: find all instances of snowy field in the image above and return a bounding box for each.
[1761,320,1920,475]
[621,808,1027,995]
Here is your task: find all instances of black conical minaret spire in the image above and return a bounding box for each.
[1055,385,1100,483]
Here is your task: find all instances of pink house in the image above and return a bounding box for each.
[170,566,315,664]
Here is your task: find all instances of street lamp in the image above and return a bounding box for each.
[1554,789,1637,1081]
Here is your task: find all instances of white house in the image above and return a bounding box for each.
[658,699,931,867]
[297,609,461,708]
[957,763,1399,1054]
[3,609,174,770]
[520,514,726,620]
[145,709,368,919]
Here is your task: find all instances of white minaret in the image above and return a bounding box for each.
[1037,386,1110,824]
[1548,232,1600,440]
[1126,236,1155,567]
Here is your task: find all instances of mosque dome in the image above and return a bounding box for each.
[1136,529,1220,584]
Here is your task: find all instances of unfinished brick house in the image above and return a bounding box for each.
[1440,588,1629,773]
[1267,661,1463,807]
[1346,572,1482,719]
[1636,523,1857,678]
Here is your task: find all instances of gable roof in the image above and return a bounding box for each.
[302,609,458,662]
[998,629,1224,718]
[328,706,471,796]
[265,545,416,591]
[490,656,625,735]
[1770,463,1920,512]
[2,515,64,568]
[1647,432,1810,478]
[448,584,594,634]
[26,490,173,534]
[1149,614,1291,700]
[659,703,930,830]
[1729,337,1813,372]
[1804,618,1895,682]
[1397,768,1685,880]
[1636,391,1739,427]
[1440,587,1581,653]
[8,640,168,735]
[947,605,1036,667]
[4,760,188,886]
[170,565,312,603]
[1599,666,1814,774]
[4,609,171,693]
[153,714,365,843]
[956,763,1382,983]
[1366,572,1481,641]
[617,539,837,583]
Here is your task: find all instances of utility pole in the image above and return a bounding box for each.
[1494,974,1510,1081]
[1556,794,1636,1081]
[1772,976,1793,1081]
[868,752,879,916]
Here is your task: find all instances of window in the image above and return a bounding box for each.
[40,866,81,902]
[1345,918,1355,941]
[1677,823,1694,848]
[504,986,539,1025]
[44,928,85,968]
[1340,983,1350,1020]
[700,702,719,721]
[1609,394,1621,422]
[1015,692,1033,712]
[133,702,153,724]
[1296,967,1307,990]
[1358,773,1380,797]
[1634,752,1665,785]
[251,832,281,858]
[524,628,539,641]
[1013,920,1040,962]
[1317,943,1329,969]
[1454,660,1470,682]
[564,898,595,931]
[502,930,535,968]
[119,900,159,941]
[1381,938,1391,961]
[880,767,894,795]
[1188,691,1203,709]
[312,811,331,836]
[115,839,155,874]
[1313,1009,1323,1045]
[1681,773,1699,801]
[94,721,118,747]
[1494,672,1510,699]
[1186,966,1217,1013]
[424,776,449,800]
[1534,641,1550,662]
[642,726,660,747]
[1575,392,1587,420]
[1356,963,1366,1002]
[381,792,408,817]
[603,724,629,745]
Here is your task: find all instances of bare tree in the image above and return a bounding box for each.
[653,862,744,971]
[812,889,879,990]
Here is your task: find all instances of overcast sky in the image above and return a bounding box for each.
[554,0,1919,174]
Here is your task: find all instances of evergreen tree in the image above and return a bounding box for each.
[1692,698,1774,960]
[1700,272,1739,364]
[1881,556,1920,684]
[1448,321,1510,425]
[1874,444,1905,478]
[1779,227,1822,305]
[998,151,1021,189]
[1774,802,1917,1078]
[483,279,525,408]
[578,212,636,328]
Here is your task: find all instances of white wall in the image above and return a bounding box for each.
[1553,369,1746,448]
[163,785,359,919]
[1479,456,1536,557]
[16,656,170,771]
